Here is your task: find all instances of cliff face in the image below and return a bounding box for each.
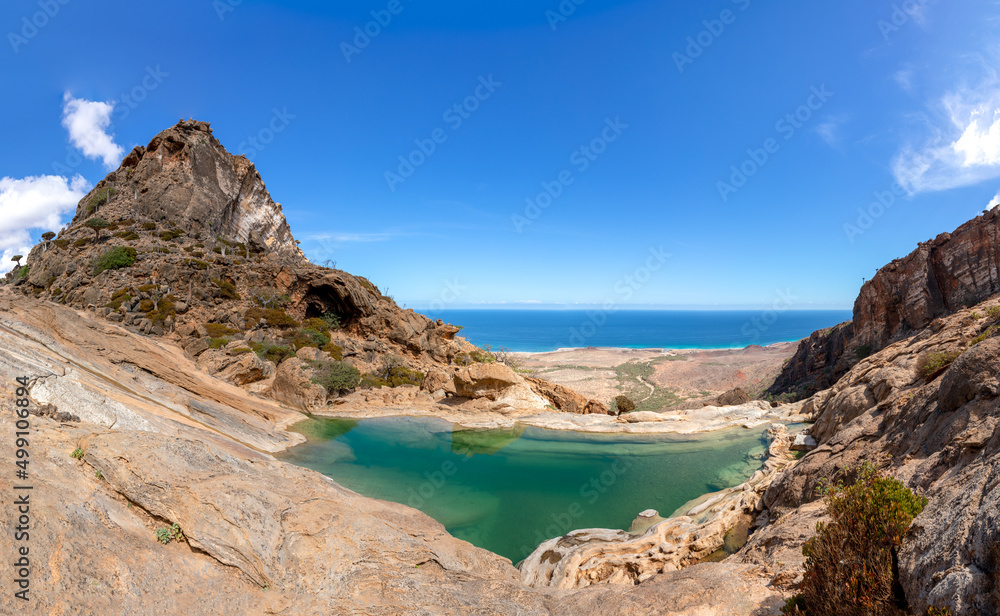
[770,207,1000,397]
[89,119,302,256]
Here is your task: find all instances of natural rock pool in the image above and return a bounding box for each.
[278,417,770,564]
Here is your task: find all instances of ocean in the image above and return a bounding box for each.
[421,309,851,353]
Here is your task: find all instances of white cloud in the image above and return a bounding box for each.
[988,191,1000,209]
[0,175,89,274]
[892,76,1000,193]
[61,93,124,170]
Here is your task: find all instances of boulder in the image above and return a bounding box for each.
[526,376,610,415]
[453,363,522,400]
[268,358,327,410]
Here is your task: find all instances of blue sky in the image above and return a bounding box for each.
[1,0,999,310]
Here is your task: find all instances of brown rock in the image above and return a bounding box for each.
[527,377,609,415]
[267,357,327,410]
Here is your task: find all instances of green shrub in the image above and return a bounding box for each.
[212,279,241,300]
[790,463,927,616]
[208,338,229,349]
[231,347,252,355]
[311,360,361,394]
[918,350,962,379]
[360,374,390,389]
[185,259,209,270]
[987,306,1000,320]
[141,222,157,231]
[322,343,344,360]
[303,317,331,333]
[159,229,185,241]
[91,247,137,274]
[251,342,295,365]
[470,348,495,363]
[146,296,177,325]
[70,448,84,459]
[155,523,185,545]
[115,231,140,241]
[856,345,873,360]
[137,284,158,293]
[14,266,29,280]
[106,291,133,310]
[204,323,238,338]
[453,352,472,366]
[73,238,89,248]
[138,299,155,312]
[971,311,981,321]
[53,239,70,249]
[614,395,636,414]
[291,328,331,350]
[970,325,998,347]
[246,308,299,329]
[321,312,342,329]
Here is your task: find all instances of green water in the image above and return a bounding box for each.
[277,417,769,564]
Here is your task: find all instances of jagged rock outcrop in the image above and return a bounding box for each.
[88,119,302,255]
[770,207,1000,399]
[527,377,611,415]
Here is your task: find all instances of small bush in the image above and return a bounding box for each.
[361,374,391,389]
[231,347,252,355]
[251,342,295,365]
[138,299,155,312]
[918,350,962,379]
[115,231,140,241]
[302,317,331,333]
[91,247,137,274]
[73,238,89,248]
[291,327,331,350]
[246,308,299,329]
[208,338,229,349]
[159,229,185,241]
[212,279,241,300]
[311,360,361,394]
[614,395,636,414]
[204,323,238,338]
[970,325,999,347]
[86,187,115,214]
[322,343,344,360]
[321,312,342,329]
[453,352,472,366]
[155,523,185,545]
[971,311,981,321]
[53,239,70,249]
[141,222,157,231]
[792,463,927,616]
[14,266,30,280]
[106,291,133,311]
[185,259,209,270]
[70,448,84,459]
[856,345,873,360]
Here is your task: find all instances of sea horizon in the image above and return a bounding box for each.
[419,308,851,353]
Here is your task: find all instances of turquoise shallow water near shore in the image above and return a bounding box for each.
[278,417,770,563]
[420,309,851,352]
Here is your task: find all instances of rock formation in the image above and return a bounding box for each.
[770,207,1000,399]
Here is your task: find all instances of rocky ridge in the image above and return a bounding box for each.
[770,206,1000,399]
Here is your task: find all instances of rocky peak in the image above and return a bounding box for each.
[770,206,1000,398]
[79,119,303,258]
